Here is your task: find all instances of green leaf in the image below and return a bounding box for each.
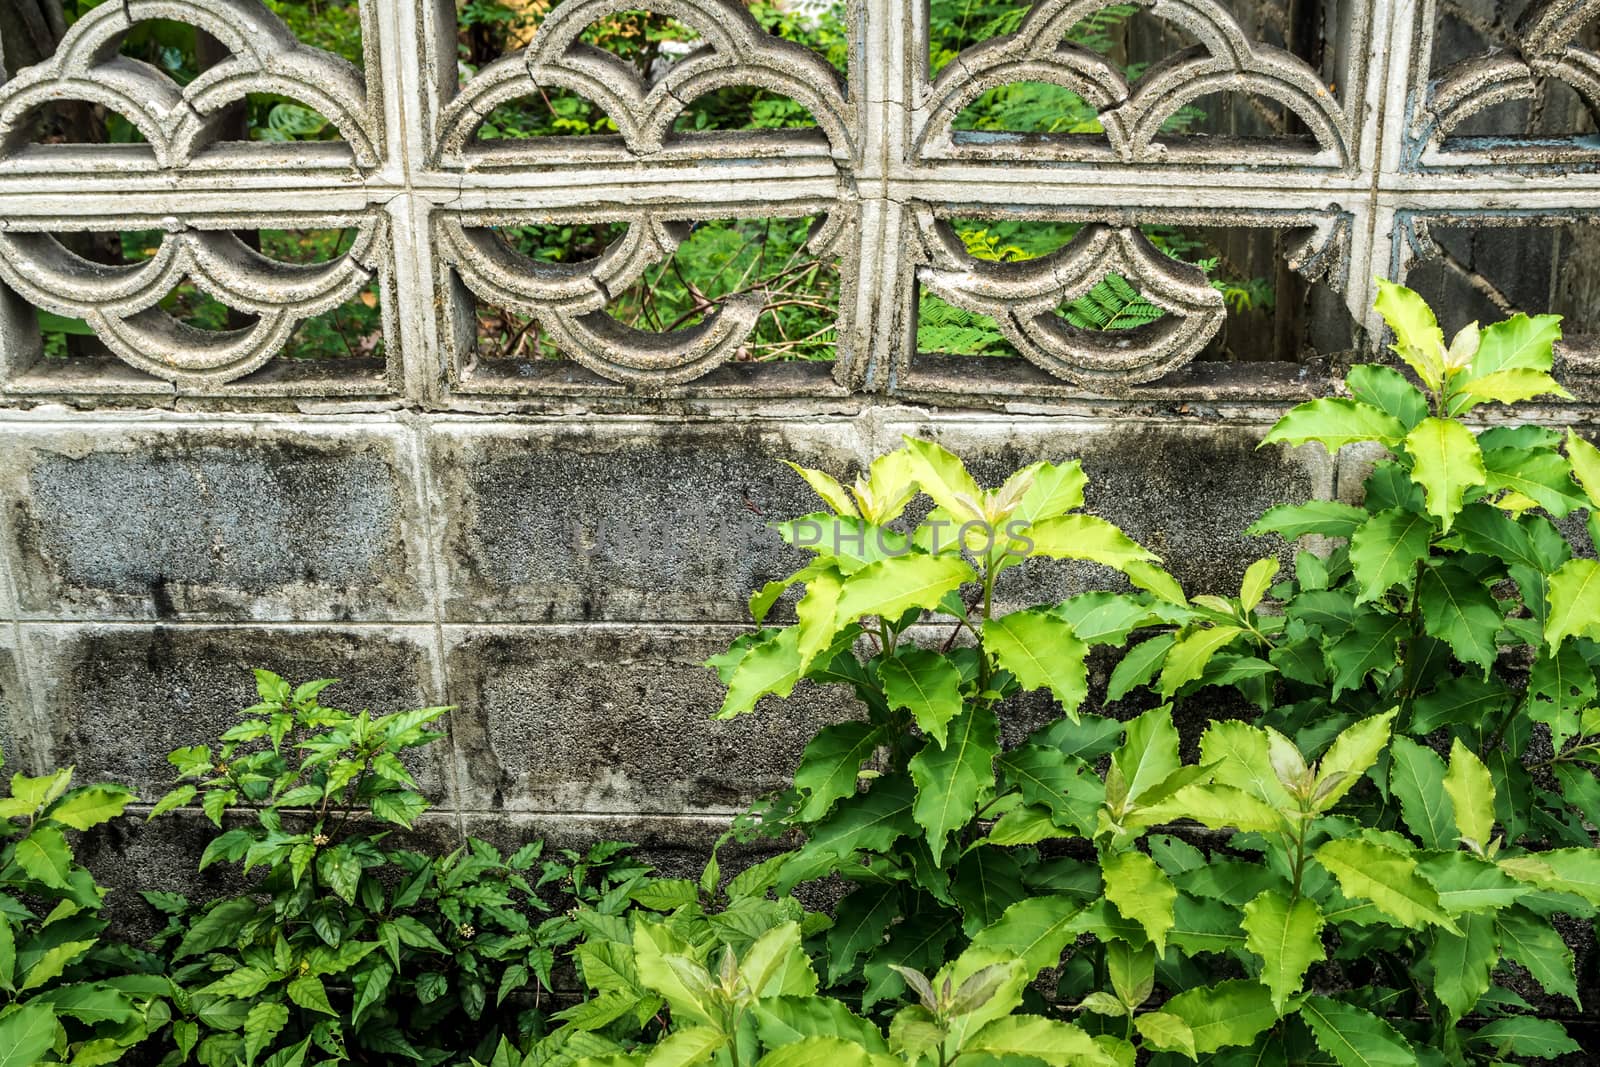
[754,1037,880,1067]
[793,722,884,821]
[996,746,1102,836]
[983,610,1088,718]
[1483,447,1586,517]
[1442,738,1495,850]
[149,784,196,820]
[1261,398,1407,453]
[964,1016,1118,1067]
[1300,995,1417,1066]
[1111,707,1182,806]
[1106,634,1175,702]
[795,569,845,671]
[835,555,975,629]
[1496,905,1579,1004]
[175,897,258,958]
[13,825,72,888]
[880,650,964,746]
[1014,460,1088,525]
[318,845,364,905]
[1374,278,1446,390]
[1026,514,1156,572]
[1314,708,1396,809]
[629,879,699,912]
[1160,979,1279,1055]
[909,708,998,864]
[1239,558,1279,613]
[19,938,95,992]
[902,437,985,522]
[1314,839,1460,932]
[1417,563,1502,672]
[1565,429,1600,507]
[1326,612,1408,695]
[1405,417,1485,533]
[1347,363,1429,428]
[1388,737,1454,849]
[826,885,898,984]
[1159,626,1245,696]
[1101,851,1176,954]
[1468,312,1562,376]
[287,973,337,1015]
[352,961,394,1028]
[47,786,132,830]
[1248,501,1369,541]
[718,628,806,718]
[0,1002,57,1067]
[786,462,858,516]
[1545,558,1600,650]
[753,996,888,1053]
[244,1001,290,1066]
[1452,502,1541,570]
[1452,368,1569,412]
[1467,1017,1580,1060]
[1201,720,1293,809]
[798,774,916,862]
[1134,1012,1197,1059]
[645,1027,729,1067]
[961,895,1081,980]
[1428,912,1495,1019]
[1349,509,1431,604]
[198,966,278,999]
[1242,889,1324,1011]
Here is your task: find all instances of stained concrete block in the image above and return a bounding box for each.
[20,623,452,802]
[442,625,860,814]
[879,416,1332,611]
[0,631,25,774]
[427,419,864,623]
[0,422,430,622]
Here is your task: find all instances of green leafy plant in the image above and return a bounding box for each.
[147,672,599,1067]
[0,748,164,1065]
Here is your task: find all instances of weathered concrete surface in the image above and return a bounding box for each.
[0,630,23,774]
[0,423,430,622]
[878,416,1333,612]
[18,623,450,801]
[428,419,862,623]
[443,625,859,813]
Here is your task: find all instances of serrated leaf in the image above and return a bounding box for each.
[1467,1016,1580,1059]
[983,610,1089,718]
[1442,738,1495,850]
[1242,890,1325,1011]
[1315,839,1459,933]
[965,1016,1118,1067]
[0,1002,57,1067]
[1248,501,1370,540]
[1106,633,1175,702]
[13,825,71,888]
[1101,851,1176,955]
[1160,979,1278,1055]
[786,462,858,517]
[1388,737,1454,849]
[1348,363,1429,428]
[1405,417,1485,533]
[826,885,898,984]
[1134,1011,1197,1058]
[1300,995,1417,1066]
[793,722,884,821]
[244,1001,290,1066]
[1013,460,1088,525]
[1239,558,1279,613]
[1496,905,1578,1004]
[718,628,806,718]
[1159,626,1245,696]
[1326,613,1408,695]
[1111,707,1182,806]
[1417,563,1501,672]
[1428,911,1495,1019]
[1468,312,1562,377]
[909,708,998,865]
[996,746,1102,837]
[1545,558,1600,650]
[902,437,985,523]
[1261,398,1407,453]
[1026,514,1156,571]
[962,895,1081,980]
[1314,709,1396,809]
[46,786,132,830]
[1375,278,1447,390]
[1349,509,1431,604]
[1565,429,1600,507]
[880,650,963,747]
[836,554,975,629]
